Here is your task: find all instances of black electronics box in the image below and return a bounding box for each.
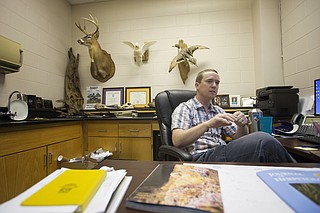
[256,86,299,118]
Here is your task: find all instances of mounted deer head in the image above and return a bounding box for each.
[75,14,115,82]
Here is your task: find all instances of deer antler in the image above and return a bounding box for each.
[82,14,99,35]
[75,14,99,36]
[75,22,88,35]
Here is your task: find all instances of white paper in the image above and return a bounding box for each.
[183,164,319,213]
[0,167,128,213]
[84,168,127,213]
[130,91,147,105]
[106,176,132,213]
[241,97,254,107]
[298,95,314,115]
[105,91,121,106]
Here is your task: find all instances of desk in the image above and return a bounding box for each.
[97,160,319,213]
[277,138,320,162]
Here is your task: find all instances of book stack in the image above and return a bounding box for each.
[21,170,106,212]
[0,167,131,213]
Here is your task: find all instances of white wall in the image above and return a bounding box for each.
[0,0,72,107]
[252,0,284,89]
[0,0,318,109]
[281,0,320,97]
[71,0,256,102]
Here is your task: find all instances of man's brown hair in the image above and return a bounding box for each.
[195,69,218,83]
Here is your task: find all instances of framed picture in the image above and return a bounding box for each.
[215,94,230,107]
[125,87,151,108]
[241,97,254,107]
[102,87,124,106]
[85,86,102,109]
[229,95,241,107]
[214,96,221,106]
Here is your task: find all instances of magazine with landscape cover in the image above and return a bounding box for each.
[126,164,224,213]
[257,169,320,213]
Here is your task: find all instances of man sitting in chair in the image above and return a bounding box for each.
[171,69,296,162]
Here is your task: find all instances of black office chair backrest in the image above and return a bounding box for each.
[155,90,196,149]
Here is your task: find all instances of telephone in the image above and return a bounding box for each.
[292,114,320,136]
[291,113,320,144]
[291,113,304,125]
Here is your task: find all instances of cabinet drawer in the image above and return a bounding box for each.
[87,123,118,137]
[0,123,82,156]
[119,138,152,160]
[88,137,119,159]
[119,124,151,137]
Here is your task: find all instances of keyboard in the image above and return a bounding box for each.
[299,135,320,145]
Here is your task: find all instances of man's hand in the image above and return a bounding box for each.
[206,113,237,128]
[233,111,249,127]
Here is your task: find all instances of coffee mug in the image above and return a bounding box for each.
[258,116,273,135]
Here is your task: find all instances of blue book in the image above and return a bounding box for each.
[257,169,320,213]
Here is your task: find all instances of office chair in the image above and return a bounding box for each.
[155,90,196,161]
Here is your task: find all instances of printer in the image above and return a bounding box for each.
[256,86,299,118]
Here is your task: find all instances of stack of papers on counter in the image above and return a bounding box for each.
[0,167,132,213]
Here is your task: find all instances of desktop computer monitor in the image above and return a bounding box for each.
[315,78,320,116]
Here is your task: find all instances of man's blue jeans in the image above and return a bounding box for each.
[193,132,296,163]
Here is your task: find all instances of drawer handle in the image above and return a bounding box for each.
[129,129,140,132]
[44,154,47,168]
[48,153,53,165]
[98,129,107,132]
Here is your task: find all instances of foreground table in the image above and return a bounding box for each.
[97,160,319,213]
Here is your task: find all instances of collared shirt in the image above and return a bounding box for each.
[171,97,236,155]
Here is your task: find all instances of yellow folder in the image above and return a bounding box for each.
[21,169,106,212]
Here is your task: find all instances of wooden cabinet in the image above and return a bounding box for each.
[47,138,83,174]
[118,138,152,160]
[0,118,158,204]
[0,121,83,203]
[119,123,152,160]
[0,147,46,204]
[86,120,153,160]
[87,121,119,159]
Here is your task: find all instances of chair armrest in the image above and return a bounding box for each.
[158,145,193,161]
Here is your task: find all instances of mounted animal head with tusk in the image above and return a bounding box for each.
[75,14,115,82]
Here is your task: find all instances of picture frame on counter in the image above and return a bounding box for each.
[85,86,102,109]
[214,94,230,107]
[125,86,151,108]
[229,95,241,107]
[102,87,124,106]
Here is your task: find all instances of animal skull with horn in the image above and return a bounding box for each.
[75,14,115,82]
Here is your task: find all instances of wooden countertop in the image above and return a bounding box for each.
[0,116,157,127]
